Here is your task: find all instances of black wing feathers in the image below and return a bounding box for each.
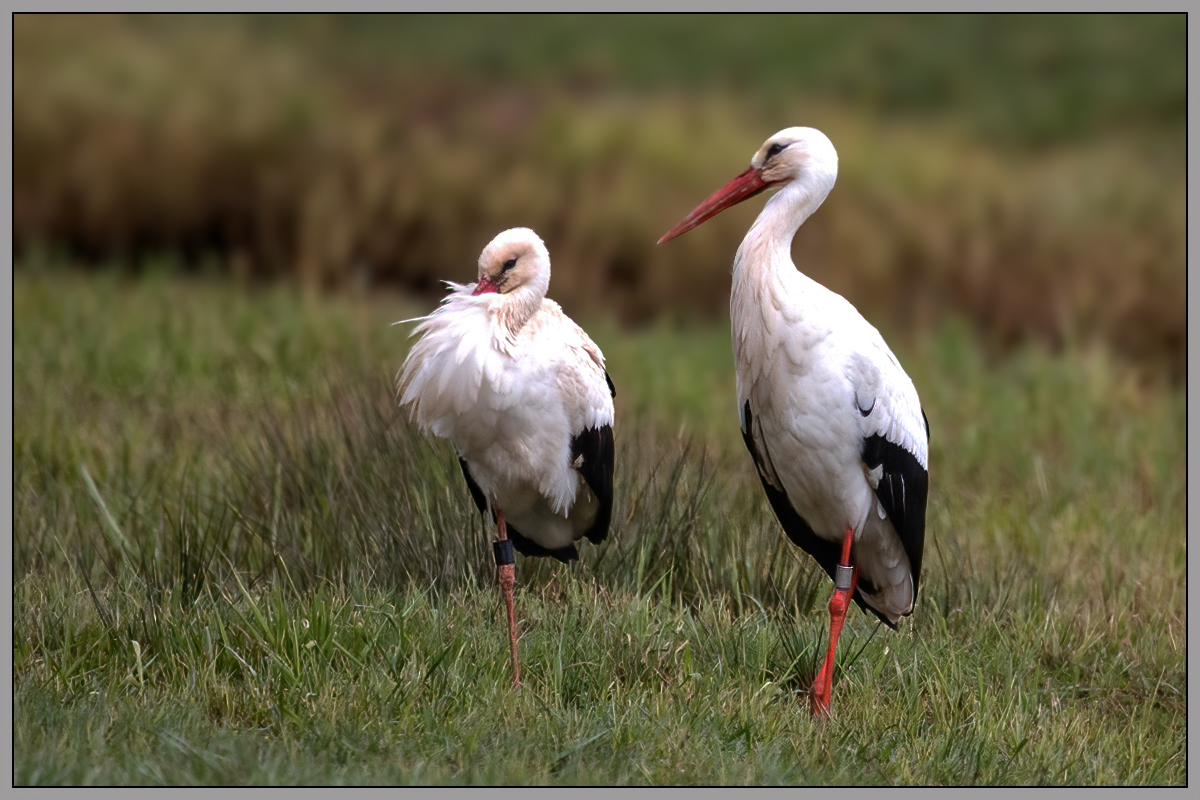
[741,403,892,626]
[861,421,929,606]
[571,424,615,545]
[457,456,488,514]
[507,530,580,562]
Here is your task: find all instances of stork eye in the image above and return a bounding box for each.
[766,142,787,160]
[501,257,518,272]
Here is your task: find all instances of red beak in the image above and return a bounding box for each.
[471,276,499,296]
[658,166,772,244]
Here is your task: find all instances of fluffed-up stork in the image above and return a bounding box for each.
[659,128,929,716]
[396,227,616,688]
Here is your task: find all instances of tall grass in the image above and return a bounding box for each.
[13,266,1185,784]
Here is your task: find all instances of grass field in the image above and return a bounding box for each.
[12,265,1186,785]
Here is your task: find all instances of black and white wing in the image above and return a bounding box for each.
[853,349,930,615]
[571,370,616,546]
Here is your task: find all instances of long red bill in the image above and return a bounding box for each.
[657,167,770,244]
[471,277,499,296]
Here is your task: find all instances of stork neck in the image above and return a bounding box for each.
[733,176,829,291]
[494,285,544,338]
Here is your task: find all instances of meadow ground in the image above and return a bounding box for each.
[12,266,1186,785]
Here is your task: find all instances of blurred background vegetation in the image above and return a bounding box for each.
[13,13,1185,378]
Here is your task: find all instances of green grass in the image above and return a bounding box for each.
[12,266,1186,784]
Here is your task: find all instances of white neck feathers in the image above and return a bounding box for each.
[492,284,544,340]
[735,169,836,280]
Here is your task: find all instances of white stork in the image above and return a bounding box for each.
[396,227,616,688]
[659,128,929,716]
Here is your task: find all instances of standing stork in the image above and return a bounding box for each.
[659,128,929,716]
[396,227,616,688]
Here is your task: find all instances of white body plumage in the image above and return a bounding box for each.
[397,228,615,556]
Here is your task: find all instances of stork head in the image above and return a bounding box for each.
[658,127,839,243]
[471,227,551,299]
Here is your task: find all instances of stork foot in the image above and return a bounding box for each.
[809,682,831,717]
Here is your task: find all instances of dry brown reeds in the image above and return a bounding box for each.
[14,15,1184,377]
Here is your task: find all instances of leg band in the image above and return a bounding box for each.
[835,564,854,590]
[493,539,514,566]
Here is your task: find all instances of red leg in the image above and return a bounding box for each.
[495,510,521,689]
[810,525,857,717]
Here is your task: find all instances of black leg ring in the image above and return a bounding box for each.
[493,539,515,566]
